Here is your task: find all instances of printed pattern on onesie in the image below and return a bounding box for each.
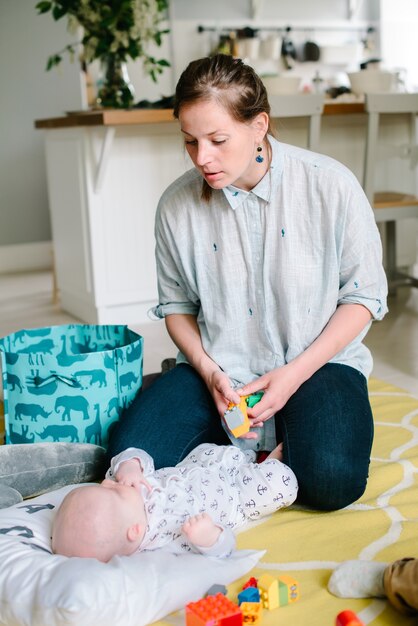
[139,443,298,554]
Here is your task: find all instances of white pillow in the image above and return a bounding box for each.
[0,485,263,626]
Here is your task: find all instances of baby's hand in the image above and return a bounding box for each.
[115,458,151,492]
[182,513,222,548]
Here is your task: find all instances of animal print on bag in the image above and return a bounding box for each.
[0,325,143,448]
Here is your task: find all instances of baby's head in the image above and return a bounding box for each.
[51,480,147,562]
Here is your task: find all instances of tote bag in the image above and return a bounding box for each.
[0,324,143,448]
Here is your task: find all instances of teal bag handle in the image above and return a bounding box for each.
[24,372,82,389]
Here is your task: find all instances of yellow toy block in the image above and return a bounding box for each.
[240,601,262,625]
[278,575,299,605]
[224,396,250,438]
[257,574,279,610]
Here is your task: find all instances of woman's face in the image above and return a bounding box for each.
[179,99,269,192]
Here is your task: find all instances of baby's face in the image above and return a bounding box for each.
[99,479,146,520]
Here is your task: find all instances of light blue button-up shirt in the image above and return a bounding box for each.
[152,136,388,451]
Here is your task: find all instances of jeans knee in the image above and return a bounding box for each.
[296,459,369,511]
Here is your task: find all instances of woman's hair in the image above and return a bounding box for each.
[174,54,275,200]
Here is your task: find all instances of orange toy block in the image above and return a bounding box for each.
[186,593,243,626]
[240,601,263,625]
[278,574,299,605]
[257,574,279,610]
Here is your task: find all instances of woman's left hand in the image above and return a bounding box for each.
[238,363,301,428]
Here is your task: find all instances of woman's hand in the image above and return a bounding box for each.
[238,363,301,428]
[206,369,241,416]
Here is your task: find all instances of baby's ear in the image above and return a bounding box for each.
[127,523,143,543]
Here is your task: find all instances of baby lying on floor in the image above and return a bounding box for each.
[52,443,298,562]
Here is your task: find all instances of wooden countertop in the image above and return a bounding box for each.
[35,108,175,129]
[35,99,366,129]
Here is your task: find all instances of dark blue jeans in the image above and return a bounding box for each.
[107,362,374,511]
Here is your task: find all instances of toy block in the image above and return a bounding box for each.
[257,574,279,610]
[277,574,299,606]
[206,584,228,597]
[336,610,365,626]
[186,593,243,626]
[240,602,263,625]
[224,393,264,438]
[245,392,264,408]
[242,577,258,590]
[237,587,260,604]
[224,397,250,438]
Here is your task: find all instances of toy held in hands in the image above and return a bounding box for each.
[223,392,264,438]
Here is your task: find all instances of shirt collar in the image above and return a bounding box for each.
[221,135,282,209]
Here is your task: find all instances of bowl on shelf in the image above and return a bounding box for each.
[347,70,394,95]
[262,74,302,95]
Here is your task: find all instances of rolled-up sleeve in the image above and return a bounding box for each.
[151,195,200,320]
[338,180,388,321]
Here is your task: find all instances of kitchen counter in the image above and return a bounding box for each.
[35,99,365,129]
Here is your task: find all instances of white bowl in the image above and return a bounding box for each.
[262,75,302,95]
[348,70,394,95]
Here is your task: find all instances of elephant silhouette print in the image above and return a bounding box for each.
[54,396,90,421]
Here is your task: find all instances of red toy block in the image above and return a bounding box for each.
[336,609,365,626]
[242,577,258,590]
[186,593,243,626]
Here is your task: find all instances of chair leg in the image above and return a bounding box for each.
[385,221,397,296]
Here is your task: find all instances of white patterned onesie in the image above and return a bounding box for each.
[107,443,298,557]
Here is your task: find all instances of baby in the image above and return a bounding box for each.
[52,443,298,563]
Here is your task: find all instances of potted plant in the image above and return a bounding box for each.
[36,0,170,109]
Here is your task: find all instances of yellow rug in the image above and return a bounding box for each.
[155,377,418,626]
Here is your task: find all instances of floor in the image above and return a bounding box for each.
[0,269,418,397]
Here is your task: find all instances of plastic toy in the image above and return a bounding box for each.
[205,584,228,597]
[223,397,250,438]
[237,587,260,604]
[257,574,279,610]
[185,593,243,626]
[242,577,258,590]
[240,601,263,625]
[223,392,264,438]
[278,574,299,605]
[336,610,365,626]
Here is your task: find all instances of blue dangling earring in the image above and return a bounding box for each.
[255,145,264,163]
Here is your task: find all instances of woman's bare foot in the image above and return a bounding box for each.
[182,513,222,548]
[266,442,283,461]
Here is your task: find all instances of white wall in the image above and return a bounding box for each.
[0,0,173,272]
[0,0,82,251]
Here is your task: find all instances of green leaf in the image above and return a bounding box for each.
[52,5,67,20]
[35,1,52,14]
[46,54,62,71]
[157,59,170,67]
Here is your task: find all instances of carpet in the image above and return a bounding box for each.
[155,377,418,626]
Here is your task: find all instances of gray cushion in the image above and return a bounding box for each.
[0,443,106,499]
[0,485,22,509]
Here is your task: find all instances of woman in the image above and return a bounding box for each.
[107,54,388,510]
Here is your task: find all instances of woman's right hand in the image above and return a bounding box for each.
[206,369,241,418]
[205,369,258,440]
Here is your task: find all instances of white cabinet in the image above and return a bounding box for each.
[43,121,188,324]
